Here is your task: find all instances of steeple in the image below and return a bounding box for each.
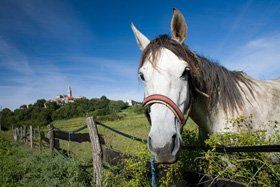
[67,86,72,98]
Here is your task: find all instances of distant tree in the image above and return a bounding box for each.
[108,100,128,113]
[1,96,130,129]
[0,108,14,130]
[33,99,46,109]
[131,105,145,114]
[20,105,27,109]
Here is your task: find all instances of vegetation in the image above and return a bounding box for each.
[1,99,279,186]
[103,128,280,186]
[0,96,129,130]
[0,136,92,186]
[51,109,149,162]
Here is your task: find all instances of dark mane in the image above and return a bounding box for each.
[140,35,254,113]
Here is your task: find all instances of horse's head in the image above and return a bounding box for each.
[132,9,192,163]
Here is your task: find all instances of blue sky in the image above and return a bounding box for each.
[0,0,279,110]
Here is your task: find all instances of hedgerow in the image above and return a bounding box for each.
[103,126,280,186]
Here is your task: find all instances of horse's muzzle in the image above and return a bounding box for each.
[147,133,181,163]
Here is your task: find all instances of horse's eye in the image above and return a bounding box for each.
[139,72,145,81]
[180,67,190,80]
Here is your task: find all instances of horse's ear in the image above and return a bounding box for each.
[131,23,150,51]
[171,8,188,44]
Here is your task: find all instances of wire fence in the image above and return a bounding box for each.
[12,117,280,187]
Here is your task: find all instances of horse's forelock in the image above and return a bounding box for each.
[140,35,198,76]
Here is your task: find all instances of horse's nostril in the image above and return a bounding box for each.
[171,134,177,153]
[148,136,153,149]
[172,134,177,140]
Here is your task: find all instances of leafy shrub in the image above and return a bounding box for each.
[131,105,145,114]
[0,138,92,186]
[96,112,125,121]
[202,131,280,186]
[103,145,150,187]
[108,100,128,113]
[160,129,280,186]
[103,125,280,186]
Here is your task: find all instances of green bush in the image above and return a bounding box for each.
[202,131,280,186]
[160,129,280,186]
[103,146,150,187]
[0,138,92,186]
[96,112,125,121]
[103,126,280,186]
[131,105,145,114]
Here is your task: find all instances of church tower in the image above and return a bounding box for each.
[67,86,72,99]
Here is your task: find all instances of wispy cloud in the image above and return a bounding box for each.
[0,50,142,109]
[13,0,94,44]
[217,0,253,52]
[222,34,280,80]
[0,37,68,109]
[67,56,138,78]
[0,38,33,75]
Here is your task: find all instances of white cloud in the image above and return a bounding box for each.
[222,34,280,80]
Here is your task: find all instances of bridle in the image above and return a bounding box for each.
[143,93,192,126]
[142,67,194,126]
[141,60,209,126]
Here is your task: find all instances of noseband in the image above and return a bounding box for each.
[143,94,192,125]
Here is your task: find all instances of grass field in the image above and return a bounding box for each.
[50,108,197,163]
[1,107,279,186]
[50,109,150,163]
[0,136,92,186]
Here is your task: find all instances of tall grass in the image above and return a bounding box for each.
[0,137,92,186]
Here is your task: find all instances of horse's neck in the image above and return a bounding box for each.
[189,94,212,133]
[190,77,280,134]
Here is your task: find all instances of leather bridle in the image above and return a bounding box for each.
[143,93,192,126]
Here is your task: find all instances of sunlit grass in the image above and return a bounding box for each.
[50,109,198,163]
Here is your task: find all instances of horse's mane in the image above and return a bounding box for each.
[139,35,254,113]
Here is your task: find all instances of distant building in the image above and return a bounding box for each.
[76,96,86,100]
[67,86,73,100]
[127,99,142,106]
[52,86,77,105]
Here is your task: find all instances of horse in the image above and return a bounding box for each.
[131,8,280,163]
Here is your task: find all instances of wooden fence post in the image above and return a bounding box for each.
[16,128,19,141]
[38,126,42,151]
[23,126,26,142]
[20,126,23,141]
[86,117,103,187]
[48,124,54,154]
[13,128,18,141]
[30,125,33,148]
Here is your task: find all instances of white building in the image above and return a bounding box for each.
[53,86,75,105]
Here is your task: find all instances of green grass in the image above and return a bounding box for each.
[0,136,92,186]
[50,111,150,162]
[2,108,279,186]
[51,108,198,162]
